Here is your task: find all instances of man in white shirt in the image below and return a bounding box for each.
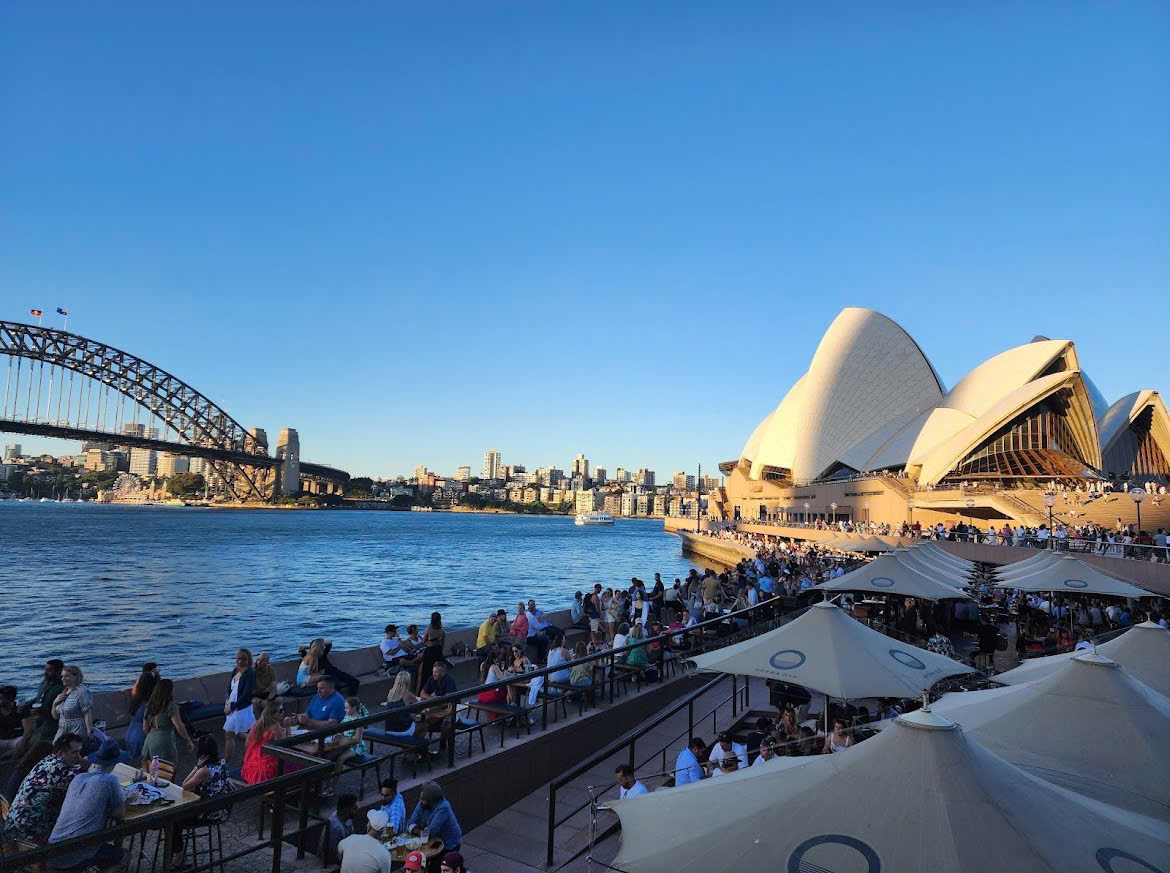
[706,733,746,772]
[674,737,706,786]
[615,764,648,799]
[337,809,391,873]
[751,741,776,766]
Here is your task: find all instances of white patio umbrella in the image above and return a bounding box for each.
[993,550,1065,580]
[919,652,1170,819]
[992,555,1155,598]
[910,542,976,571]
[893,548,975,589]
[688,601,973,699]
[604,708,1170,873]
[820,553,972,602]
[997,621,1170,696]
[855,535,894,552]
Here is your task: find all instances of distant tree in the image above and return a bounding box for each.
[346,476,374,497]
[467,477,481,485]
[167,472,205,495]
[390,494,414,508]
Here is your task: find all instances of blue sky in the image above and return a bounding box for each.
[2,2,1167,479]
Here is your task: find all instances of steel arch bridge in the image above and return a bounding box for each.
[1,320,288,501]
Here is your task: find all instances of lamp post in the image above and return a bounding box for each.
[804,501,810,526]
[907,498,914,527]
[1043,491,1056,549]
[863,502,870,529]
[830,501,837,525]
[965,497,975,541]
[1130,488,1145,537]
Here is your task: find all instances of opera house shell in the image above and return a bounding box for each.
[718,309,1169,506]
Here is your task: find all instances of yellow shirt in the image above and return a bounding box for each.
[477,619,497,649]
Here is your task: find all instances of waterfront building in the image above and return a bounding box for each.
[129,446,157,476]
[4,443,21,460]
[575,489,601,513]
[713,307,1170,525]
[653,495,668,516]
[636,494,652,516]
[604,493,622,516]
[157,453,190,478]
[84,448,119,472]
[0,463,20,481]
[482,449,502,481]
[572,453,590,479]
[454,465,471,482]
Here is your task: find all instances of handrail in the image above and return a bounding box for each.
[6,743,333,873]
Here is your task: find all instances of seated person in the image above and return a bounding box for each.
[0,684,22,755]
[298,677,346,730]
[252,652,278,704]
[378,776,407,835]
[711,756,739,777]
[47,739,125,871]
[674,737,705,786]
[319,792,357,868]
[380,624,413,670]
[337,808,390,873]
[2,732,85,846]
[420,662,456,700]
[706,733,746,771]
[407,782,463,854]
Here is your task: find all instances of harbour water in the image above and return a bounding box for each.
[1,503,702,691]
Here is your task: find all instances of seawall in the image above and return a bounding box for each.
[676,531,756,567]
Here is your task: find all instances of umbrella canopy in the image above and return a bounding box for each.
[992,555,1155,598]
[856,535,894,552]
[821,553,972,601]
[604,709,1170,873]
[993,550,1065,579]
[925,653,1170,819]
[892,549,975,589]
[688,602,973,698]
[997,622,1170,696]
[910,542,976,571]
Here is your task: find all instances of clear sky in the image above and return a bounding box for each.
[2,2,1167,479]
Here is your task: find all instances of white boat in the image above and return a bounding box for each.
[575,511,615,526]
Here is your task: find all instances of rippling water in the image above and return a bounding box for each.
[1,504,702,692]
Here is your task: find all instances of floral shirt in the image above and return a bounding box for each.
[341,704,370,757]
[198,758,233,823]
[926,633,957,659]
[3,753,78,844]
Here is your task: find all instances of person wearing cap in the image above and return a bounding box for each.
[440,851,466,873]
[47,738,124,870]
[402,850,427,872]
[706,733,746,773]
[408,782,462,862]
[336,808,391,873]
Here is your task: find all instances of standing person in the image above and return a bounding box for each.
[2,732,85,846]
[51,665,94,749]
[242,701,288,785]
[223,648,256,764]
[417,613,446,694]
[47,739,125,871]
[141,679,195,765]
[586,584,603,643]
[124,667,159,765]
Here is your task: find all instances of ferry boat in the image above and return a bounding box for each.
[574,511,614,526]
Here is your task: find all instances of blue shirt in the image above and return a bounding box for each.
[758,576,774,595]
[306,691,346,723]
[381,793,406,835]
[49,769,124,868]
[674,748,703,786]
[408,798,462,848]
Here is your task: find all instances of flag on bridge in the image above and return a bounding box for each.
[30,308,42,317]
[56,307,68,316]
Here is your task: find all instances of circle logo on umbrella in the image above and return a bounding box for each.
[889,649,926,670]
[1096,847,1163,873]
[1063,579,1089,589]
[769,649,807,670]
[870,577,895,588]
[788,834,881,873]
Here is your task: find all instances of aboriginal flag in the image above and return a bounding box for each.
[30,309,42,317]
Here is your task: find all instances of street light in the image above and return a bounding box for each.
[1130,488,1145,536]
[965,497,975,540]
[804,501,810,525]
[830,501,837,525]
[907,498,915,526]
[863,502,870,527]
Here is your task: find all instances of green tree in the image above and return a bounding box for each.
[346,476,374,497]
[167,472,205,496]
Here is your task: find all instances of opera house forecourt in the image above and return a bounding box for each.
[709,307,1170,531]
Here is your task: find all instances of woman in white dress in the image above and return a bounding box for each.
[223,648,257,763]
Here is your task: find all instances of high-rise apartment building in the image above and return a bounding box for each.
[4,444,20,460]
[454,466,471,482]
[129,447,157,476]
[414,465,428,483]
[636,468,655,487]
[572,453,589,479]
[592,467,607,485]
[482,450,502,481]
[157,453,190,478]
[613,467,631,483]
[672,472,696,490]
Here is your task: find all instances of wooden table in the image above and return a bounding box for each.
[290,732,359,759]
[114,763,200,820]
[386,835,445,869]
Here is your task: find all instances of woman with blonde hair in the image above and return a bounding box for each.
[296,641,324,688]
[242,700,288,784]
[223,648,256,763]
[382,671,419,738]
[51,664,94,748]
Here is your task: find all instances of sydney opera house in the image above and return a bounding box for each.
[711,308,1169,528]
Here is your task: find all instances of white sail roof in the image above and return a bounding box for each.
[927,653,1170,819]
[997,622,1170,696]
[688,601,972,698]
[605,709,1170,873]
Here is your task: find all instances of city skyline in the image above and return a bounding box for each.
[2,3,1167,479]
